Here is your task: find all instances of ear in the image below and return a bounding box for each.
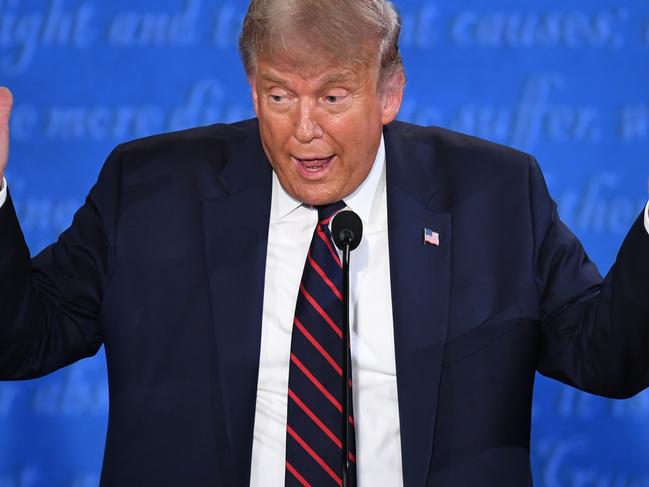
[380,70,405,125]
[248,74,260,116]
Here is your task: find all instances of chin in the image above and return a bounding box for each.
[297,195,329,206]
[284,181,338,206]
[295,191,339,207]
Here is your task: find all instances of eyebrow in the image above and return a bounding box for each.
[259,74,287,85]
[319,72,354,84]
[259,71,355,86]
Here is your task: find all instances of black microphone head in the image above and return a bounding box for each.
[331,210,363,251]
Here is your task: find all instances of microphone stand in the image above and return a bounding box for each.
[341,242,351,487]
[332,209,362,487]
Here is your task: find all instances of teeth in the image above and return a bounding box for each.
[297,156,331,171]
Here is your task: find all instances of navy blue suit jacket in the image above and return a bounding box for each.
[1,119,649,486]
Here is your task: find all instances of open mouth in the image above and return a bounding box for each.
[293,155,335,177]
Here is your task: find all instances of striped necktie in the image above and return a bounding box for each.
[285,201,357,487]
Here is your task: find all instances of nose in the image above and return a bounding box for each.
[294,99,323,143]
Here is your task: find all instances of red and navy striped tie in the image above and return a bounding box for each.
[285,201,357,487]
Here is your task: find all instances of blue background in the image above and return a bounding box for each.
[1,0,649,485]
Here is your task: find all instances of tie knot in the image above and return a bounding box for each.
[316,201,346,224]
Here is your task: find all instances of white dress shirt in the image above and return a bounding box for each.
[249,136,404,487]
[0,178,6,207]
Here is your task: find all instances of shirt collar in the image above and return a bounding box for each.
[272,135,386,224]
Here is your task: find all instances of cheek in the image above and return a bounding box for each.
[260,120,287,153]
[262,112,294,143]
[332,123,382,177]
[333,119,381,155]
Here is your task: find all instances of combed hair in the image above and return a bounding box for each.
[239,0,403,83]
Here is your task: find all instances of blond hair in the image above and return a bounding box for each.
[239,0,403,84]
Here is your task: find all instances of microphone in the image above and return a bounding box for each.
[330,210,362,487]
[332,210,363,251]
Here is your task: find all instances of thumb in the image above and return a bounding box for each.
[0,87,13,179]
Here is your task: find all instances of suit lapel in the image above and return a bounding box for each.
[385,123,452,487]
[202,122,273,486]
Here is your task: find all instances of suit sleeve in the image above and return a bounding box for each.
[530,156,649,398]
[0,146,122,379]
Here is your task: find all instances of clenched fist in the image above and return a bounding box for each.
[0,87,13,182]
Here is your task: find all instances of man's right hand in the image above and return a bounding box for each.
[0,87,14,182]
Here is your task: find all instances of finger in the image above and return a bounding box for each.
[0,87,13,176]
[0,87,13,126]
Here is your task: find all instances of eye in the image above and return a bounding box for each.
[322,91,350,106]
[268,88,291,104]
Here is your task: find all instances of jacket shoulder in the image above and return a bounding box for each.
[384,121,545,213]
[113,119,260,178]
[387,121,533,170]
[89,118,265,209]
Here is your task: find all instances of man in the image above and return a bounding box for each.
[1,0,649,486]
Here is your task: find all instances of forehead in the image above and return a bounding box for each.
[254,51,378,88]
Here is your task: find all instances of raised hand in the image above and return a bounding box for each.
[0,87,14,181]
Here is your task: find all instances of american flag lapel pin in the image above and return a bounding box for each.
[424,228,440,246]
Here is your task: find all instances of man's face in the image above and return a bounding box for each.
[250,52,403,206]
